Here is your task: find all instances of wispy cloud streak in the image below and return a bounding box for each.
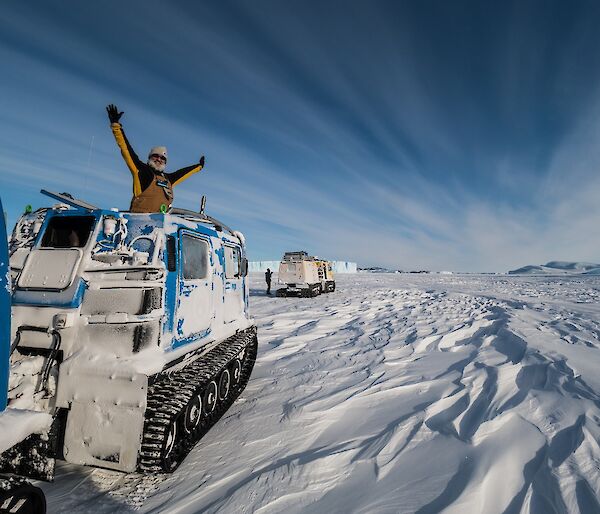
[1,0,600,271]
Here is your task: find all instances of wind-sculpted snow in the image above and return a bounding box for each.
[509,261,600,275]
[41,273,600,513]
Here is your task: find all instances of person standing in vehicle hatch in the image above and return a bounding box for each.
[265,268,273,295]
[106,104,205,213]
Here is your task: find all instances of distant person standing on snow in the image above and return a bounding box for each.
[106,104,205,213]
[265,268,273,295]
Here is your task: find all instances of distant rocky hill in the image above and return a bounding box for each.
[508,261,600,275]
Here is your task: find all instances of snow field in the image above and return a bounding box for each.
[41,273,600,513]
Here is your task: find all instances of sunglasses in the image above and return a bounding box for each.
[150,154,166,163]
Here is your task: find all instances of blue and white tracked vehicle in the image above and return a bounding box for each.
[2,190,257,477]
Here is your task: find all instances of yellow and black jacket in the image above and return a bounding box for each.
[110,122,203,213]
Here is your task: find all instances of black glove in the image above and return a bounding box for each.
[106,104,124,124]
[199,155,205,167]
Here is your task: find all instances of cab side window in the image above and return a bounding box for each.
[224,245,241,279]
[182,235,209,280]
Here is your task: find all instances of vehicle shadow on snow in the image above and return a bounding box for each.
[249,287,277,297]
[42,463,163,514]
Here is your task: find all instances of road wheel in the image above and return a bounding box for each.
[230,359,242,385]
[203,381,218,415]
[161,418,181,472]
[182,391,202,435]
[218,369,231,400]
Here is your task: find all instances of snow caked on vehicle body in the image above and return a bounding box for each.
[2,190,257,476]
[276,251,335,297]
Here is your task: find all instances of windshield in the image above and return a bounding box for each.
[40,216,96,248]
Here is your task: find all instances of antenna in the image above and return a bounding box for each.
[200,195,206,215]
[83,135,95,196]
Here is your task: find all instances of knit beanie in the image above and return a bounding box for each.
[148,146,168,161]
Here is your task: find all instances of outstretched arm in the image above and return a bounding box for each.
[167,156,205,187]
[106,104,146,196]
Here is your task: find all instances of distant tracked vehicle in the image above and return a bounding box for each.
[276,251,335,297]
[1,190,257,479]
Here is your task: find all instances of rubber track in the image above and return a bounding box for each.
[139,326,258,472]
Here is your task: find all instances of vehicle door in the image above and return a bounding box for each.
[175,232,214,343]
[223,244,244,323]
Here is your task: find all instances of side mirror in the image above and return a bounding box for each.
[240,257,248,277]
[166,235,177,272]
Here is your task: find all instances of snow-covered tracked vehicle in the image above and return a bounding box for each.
[2,190,257,476]
[276,251,335,297]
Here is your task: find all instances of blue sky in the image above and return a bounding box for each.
[2,0,600,271]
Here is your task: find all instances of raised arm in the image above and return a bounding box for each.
[106,104,147,196]
[167,156,205,187]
